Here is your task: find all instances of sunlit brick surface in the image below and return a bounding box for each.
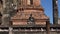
[11,0,49,25]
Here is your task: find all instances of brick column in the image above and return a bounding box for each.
[46,20,50,34]
[53,0,58,25]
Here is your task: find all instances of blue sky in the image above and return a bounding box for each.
[58,0,60,17]
[41,0,60,24]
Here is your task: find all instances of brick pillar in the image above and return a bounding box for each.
[46,20,50,34]
[53,0,58,25]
